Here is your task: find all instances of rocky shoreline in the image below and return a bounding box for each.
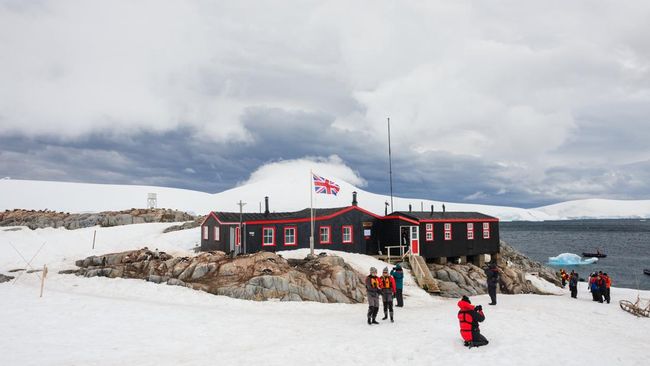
[67,248,367,303]
[0,208,196,230]
[427,241,562,297]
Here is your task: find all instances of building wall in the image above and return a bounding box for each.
[200,215,233,252]
[418,221,499,259]
[243,210,381,254]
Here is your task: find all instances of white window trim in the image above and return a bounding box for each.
[426,231,433,241]
[483,223,490,239]
[444,223,452,241]
[202,226,208,240]
[342,225,353,244]
[262,227,276,246]
[284,227,296,246]
[213,226,220,241]
[467,223,474,240]
[319,226,331,244]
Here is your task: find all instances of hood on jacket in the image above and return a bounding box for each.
[458,299,474,311]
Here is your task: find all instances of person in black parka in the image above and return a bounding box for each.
[485,263,500,305]
[568,270,579,298]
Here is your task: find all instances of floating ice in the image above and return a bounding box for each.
[548,253,598,266]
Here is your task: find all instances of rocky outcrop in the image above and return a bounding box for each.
[427,241,562,298]
[0,274,14,283]
[68,249,366,303]
[0,209,196,230]
[163,216,205,233]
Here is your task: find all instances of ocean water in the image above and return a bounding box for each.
[500,219,650,290]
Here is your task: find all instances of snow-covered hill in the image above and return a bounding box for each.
[1,162,650,221]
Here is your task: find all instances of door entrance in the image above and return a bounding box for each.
[399,225,420,255]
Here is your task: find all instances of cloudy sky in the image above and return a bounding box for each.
[1,0,650,208]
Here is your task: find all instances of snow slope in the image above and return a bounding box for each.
[3,176,650,221]
[1,223,648,366]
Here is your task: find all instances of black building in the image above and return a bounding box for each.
[200,194,384,255]
[200,195,500,262]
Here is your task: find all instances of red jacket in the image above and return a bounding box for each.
[457,299,485,341]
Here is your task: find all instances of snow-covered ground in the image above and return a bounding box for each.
[1,223,648,366]
[3,177,650,221]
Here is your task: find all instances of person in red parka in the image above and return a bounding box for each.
[457,295,489,348]
[378,267,397,322]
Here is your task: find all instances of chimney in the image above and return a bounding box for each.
[442,204,446,214]
[352,191,358,206]
[431,204,434,214]
[408,204,412,212]
[264,196,269,215]
[384,202,389,216]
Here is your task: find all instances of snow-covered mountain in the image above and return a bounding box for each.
[2,176,650,221]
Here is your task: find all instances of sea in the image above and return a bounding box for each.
[500,219,650,291]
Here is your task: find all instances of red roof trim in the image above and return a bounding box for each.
[419,218,499,223]
[241,206,385,225]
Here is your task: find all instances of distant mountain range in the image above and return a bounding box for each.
[1,178,649,221]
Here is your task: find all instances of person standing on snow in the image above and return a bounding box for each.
[390,264,405,307]
[568,270,579,298]
[602,273,612,304]
[485,263,500,305]
[365,267,381,325]
[457,295,489,348]
[378,267,396,322]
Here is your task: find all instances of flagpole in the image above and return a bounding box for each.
[310,169,314,256]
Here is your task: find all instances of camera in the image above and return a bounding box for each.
[475,305,483,311]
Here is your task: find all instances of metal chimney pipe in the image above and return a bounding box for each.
[352,191,358,206]
[264,196,269,215]
[409,204,412,212]
[431,204,434,213]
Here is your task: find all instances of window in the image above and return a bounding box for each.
[342,225,353,244]
[444,223,452,241]
[213,226,220,241]
[483,223,490,239]
[202,226,208,240]
[467,223,474,240]
[235,226,241,246]
[425,223,434,242]
[284,226,297,246]
[319,226,331,244]
[262,227,275,246]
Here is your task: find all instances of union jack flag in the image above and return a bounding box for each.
[312,173,340,195]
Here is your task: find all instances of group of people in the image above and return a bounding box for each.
[588,271,612,303]
[365,264,404,324]
[366,262,493,349]
[559,268,612,303]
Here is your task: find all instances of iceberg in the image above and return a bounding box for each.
[548,253,598,266]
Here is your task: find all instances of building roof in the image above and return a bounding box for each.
[211,207,351,224]
[391,211,498,221]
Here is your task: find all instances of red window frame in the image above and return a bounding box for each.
[284,226,297,246]
[483,222,490,239]
[467,223,474,240]
[444,223,452,241]
[235,226,241,246]
[319,226,331,244]
[342,225,353,244]
[213,226,220,241]
[262,226,276,247]
[202,226,208,240]
[425,223,434,242]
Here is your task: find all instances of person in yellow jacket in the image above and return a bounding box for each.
[378,267,396,322]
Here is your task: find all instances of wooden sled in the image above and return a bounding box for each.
[619,295,650,318]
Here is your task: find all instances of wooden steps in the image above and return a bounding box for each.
[408,254,440,293]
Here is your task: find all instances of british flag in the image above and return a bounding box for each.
[312,173,340,195]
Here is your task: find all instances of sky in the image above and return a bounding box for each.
[1,0,650,208]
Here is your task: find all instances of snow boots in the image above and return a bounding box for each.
[367,307,380,325]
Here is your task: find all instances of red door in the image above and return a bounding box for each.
[410,226,420,255]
